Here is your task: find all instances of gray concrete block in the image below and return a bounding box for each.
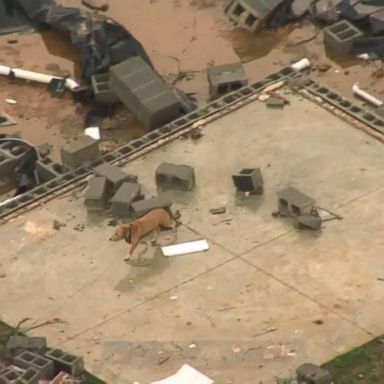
[93,163,137,191]
[296,363,332,384]
[155,162,195,190]
[45,349,84,377]
[266,96,285,108]
[0,151,17,179]
[109,56,182,130]
[60,136,100,169]
[0,366,39,384]
[225,0,284,32]
[232,168,263,194]
[323,20,364,55]
[295,215,322,230]
[110,182,141,217]
[6,335,47,355]
[14,351,54,380]
[91,73,119,104]
[207,63,248,99]
[277,187,316,217]
[84,176,109,212]
[131,196,172,217]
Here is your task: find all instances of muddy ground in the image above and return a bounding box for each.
[0,0,383,165]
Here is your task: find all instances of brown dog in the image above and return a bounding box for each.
[109,208,174,259]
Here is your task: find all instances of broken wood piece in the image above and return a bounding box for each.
[210,207,226,215]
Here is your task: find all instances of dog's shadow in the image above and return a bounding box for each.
[114,231,177,292]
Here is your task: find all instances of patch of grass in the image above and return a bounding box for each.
[324,337,384,383]
[0,320,105,383]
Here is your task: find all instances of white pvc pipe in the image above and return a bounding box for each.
[0,64,80,91]
[352,83,383,107]
[290,58,311,71]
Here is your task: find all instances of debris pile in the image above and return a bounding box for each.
[2,335,85,383]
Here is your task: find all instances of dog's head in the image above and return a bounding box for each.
[109,224,131,243]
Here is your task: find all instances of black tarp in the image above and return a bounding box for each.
[352,35,384,58]
[0,0,37,35]
[3,0,153,81]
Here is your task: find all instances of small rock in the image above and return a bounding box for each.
[316,63,332,73]
[358,373,364,379]
[82,0,109,11]
[7,39,18,44]
[313,319,324,325]
[344,70,350,75]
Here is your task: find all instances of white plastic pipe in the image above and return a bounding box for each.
[290,58,311,71]
[0,64,80,91]
[352,83,383,107]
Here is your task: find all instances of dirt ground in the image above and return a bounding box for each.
[0,0,383,164]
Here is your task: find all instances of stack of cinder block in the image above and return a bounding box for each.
[1,335,85,383]
[91,56,183,131]
[84,162,142,218]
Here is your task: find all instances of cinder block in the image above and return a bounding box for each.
[6,335,47,355]
[225,0,284,32]
[60,136,100,169]
[84,176,109,212]
[45,349,84,377]
[111,182,141,217]
[131,196,172,217]
[207,63,248,99]
[295,215,322,230]
[155,162,195,191]
[93,163,137,191]
[296,363,332,384]
[232,168,263,194]
[277,187,316,217]
[266,96,285,108]
[91,73,119,104]
[109,56,182,130]
[14,351,54,380]
[323,20,363,55]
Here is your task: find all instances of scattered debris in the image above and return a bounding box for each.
[313,319,324,325]
[161,240,209,257]
[315,62,332,73]
[190,127,203,140]
[73,224,85,232]
[296,363,332,384]
[169,295,178,300]
[210,207,226,215]
[151,364,214,384]
[158,355,170,365]
[5,99,17,105]
[53,220,66,230]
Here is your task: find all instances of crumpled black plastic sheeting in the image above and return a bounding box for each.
[352,35,384,58]
[13,0,153,81]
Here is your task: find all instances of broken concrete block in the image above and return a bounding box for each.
[14,351,54,380]
[45,349,84,377]
[207,63,248,99]
[60,136,100,169]
[225,0,285,32]
[323,20,364,56]
[110,182,141,218]
[93,163,137,191]
[131,196,172,217]
[82,0,109,11]
[109,56,182,130]
[0,366,40,384]
[266,96,285,109]
[295,214,322,230]
[277,187,316,217]
[155,162,195,191]
[296,363,332,384]
[232,168,263,194]
[84,176,109,212]
[6,335,47,355]
[91,73,119,104]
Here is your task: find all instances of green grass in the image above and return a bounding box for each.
[0,320,105,383]
[324,337,384,383]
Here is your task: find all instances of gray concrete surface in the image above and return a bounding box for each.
[1,91,384,383]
